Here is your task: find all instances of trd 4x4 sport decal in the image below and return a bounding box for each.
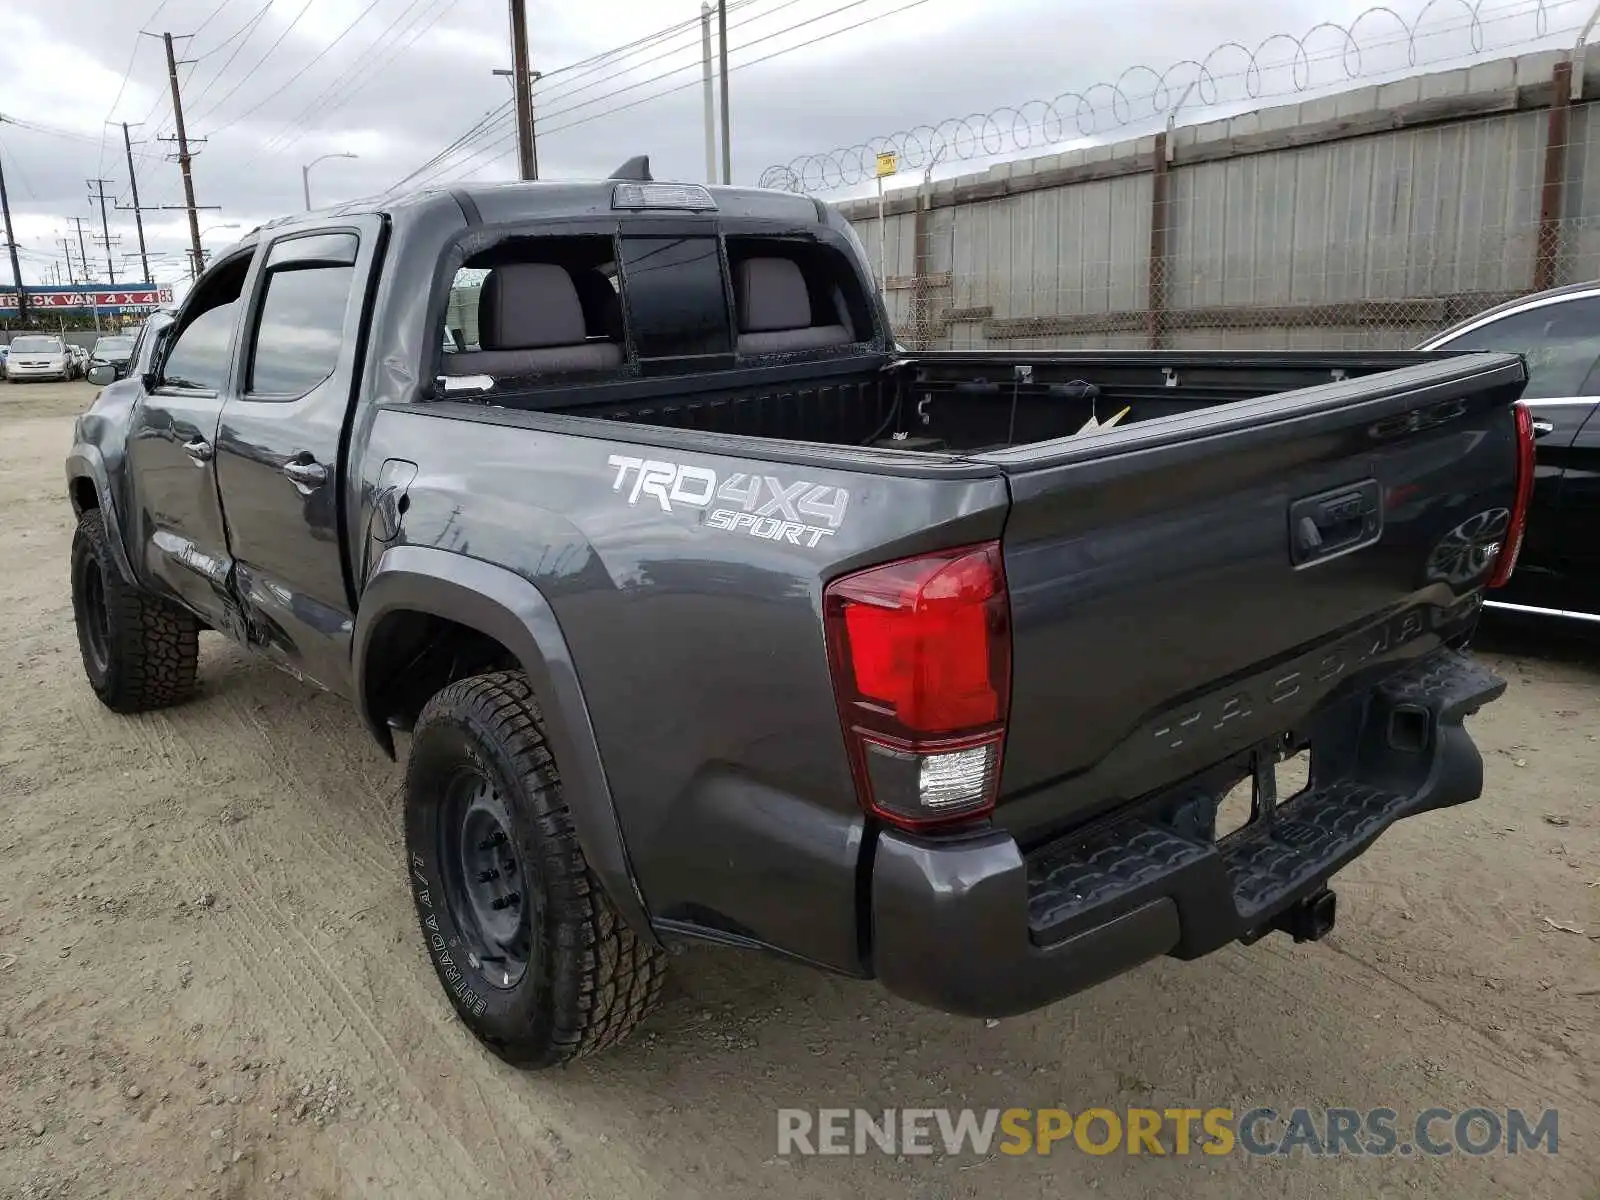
[607,455,850,548]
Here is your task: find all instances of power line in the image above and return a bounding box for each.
[0,114,101,144]
[98,1,172,178]
[204,0,390,136]
[183,0,277,115]
[190,0,233,40]
[540,0,916,131]
[450,0,941,184]
[533,0,797,113]
[188,0,317,127]
[255,0,452,159]
[432,0,922,188]
[383,5,772,193]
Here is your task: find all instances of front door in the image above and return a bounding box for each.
[214,224,379,695]
[124,254,253,631]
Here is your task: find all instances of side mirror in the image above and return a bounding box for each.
[86,364,117,387]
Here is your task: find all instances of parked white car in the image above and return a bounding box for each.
[5,335,74,383]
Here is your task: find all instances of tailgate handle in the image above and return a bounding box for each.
[1289,480,1382,567]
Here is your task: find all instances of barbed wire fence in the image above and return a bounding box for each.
[760,0,1573,192]
[783,3,1600,353]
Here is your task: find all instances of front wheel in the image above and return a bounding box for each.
[70,510,200,712]
[404,671,666,1068]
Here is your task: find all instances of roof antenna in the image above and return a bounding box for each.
[609,155,652,182]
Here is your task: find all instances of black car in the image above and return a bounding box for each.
[1420,283,1600,625]
[88,334,137,380]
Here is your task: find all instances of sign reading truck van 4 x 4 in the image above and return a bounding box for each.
[607,455,851,548]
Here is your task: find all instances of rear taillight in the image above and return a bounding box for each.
[823,542,1011,830]
[1488,402,1536,589]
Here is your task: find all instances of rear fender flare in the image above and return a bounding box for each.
[65,446,136,585]
[353,545,655,943]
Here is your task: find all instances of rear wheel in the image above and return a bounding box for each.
[70,510,200,712]
[404,670,666,1068]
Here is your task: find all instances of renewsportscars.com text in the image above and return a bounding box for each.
[776,1106,1559,1158]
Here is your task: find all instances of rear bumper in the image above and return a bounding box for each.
[870,648,1505,1019]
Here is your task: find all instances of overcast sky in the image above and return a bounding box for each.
[0,0,1584,288]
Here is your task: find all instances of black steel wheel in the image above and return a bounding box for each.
[403,670,666,1068]
[439,766,534,991]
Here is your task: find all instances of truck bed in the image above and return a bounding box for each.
[536,350,1501,455]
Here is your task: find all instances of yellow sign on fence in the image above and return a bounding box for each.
[875,151,898,179]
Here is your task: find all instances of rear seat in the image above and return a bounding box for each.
[445,264,623,376]
[735,258,851,355]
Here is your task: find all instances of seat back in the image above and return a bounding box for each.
[734,257,851,355]
[446,263,623,376]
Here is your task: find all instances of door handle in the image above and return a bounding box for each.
[1531,419,1556,438]
[282,458,329,490]
[182,437,213,464]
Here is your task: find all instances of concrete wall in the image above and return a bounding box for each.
[839,50,1600,351]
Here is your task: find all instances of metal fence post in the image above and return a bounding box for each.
[1534,59,1574,293]
[1147,131,1170,349]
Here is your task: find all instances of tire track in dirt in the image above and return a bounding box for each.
[178,832,481,1200]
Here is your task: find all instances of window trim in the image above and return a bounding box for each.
[239,228,363,403]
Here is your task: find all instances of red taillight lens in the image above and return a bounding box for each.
[824,542,1011,829]
[1488,401,1536,589]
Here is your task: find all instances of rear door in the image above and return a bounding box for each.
[123,253,252,631]
[1423,291,1600,612]
[213,221,379,695]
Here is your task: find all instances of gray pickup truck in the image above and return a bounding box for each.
[66,162,1531,1069]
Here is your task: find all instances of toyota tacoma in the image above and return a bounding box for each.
[66,162,1529,1068]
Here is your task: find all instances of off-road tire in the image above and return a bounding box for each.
[70,510,200,713]
[404,670,666,1068]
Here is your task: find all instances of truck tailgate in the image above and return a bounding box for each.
[973,352,1527,845]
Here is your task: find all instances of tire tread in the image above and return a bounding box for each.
[410,670,666,1066]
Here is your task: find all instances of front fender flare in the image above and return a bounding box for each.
[353,545,655,944]
[65,445,136,585]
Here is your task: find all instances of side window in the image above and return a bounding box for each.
[162,258,249,392]
[1437,297,1600,399]
[163,303,240,391]
[618,236,731,361]
[247,264,356,396]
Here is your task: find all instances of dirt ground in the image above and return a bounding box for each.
[0,381,1596,1200]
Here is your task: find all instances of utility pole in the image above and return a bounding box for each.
[701,4,717,184]
[69,217,101,332]
[506,1,537,180]
[87,178,118,285]
[153,31,205,280]
[121,123,152,284]
[0,137,25,322]
[59,237,77,284]
[717,0,731,184]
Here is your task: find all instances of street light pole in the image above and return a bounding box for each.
[701,4,717,184]
[717,0,731,184]
[301,152,359,210]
